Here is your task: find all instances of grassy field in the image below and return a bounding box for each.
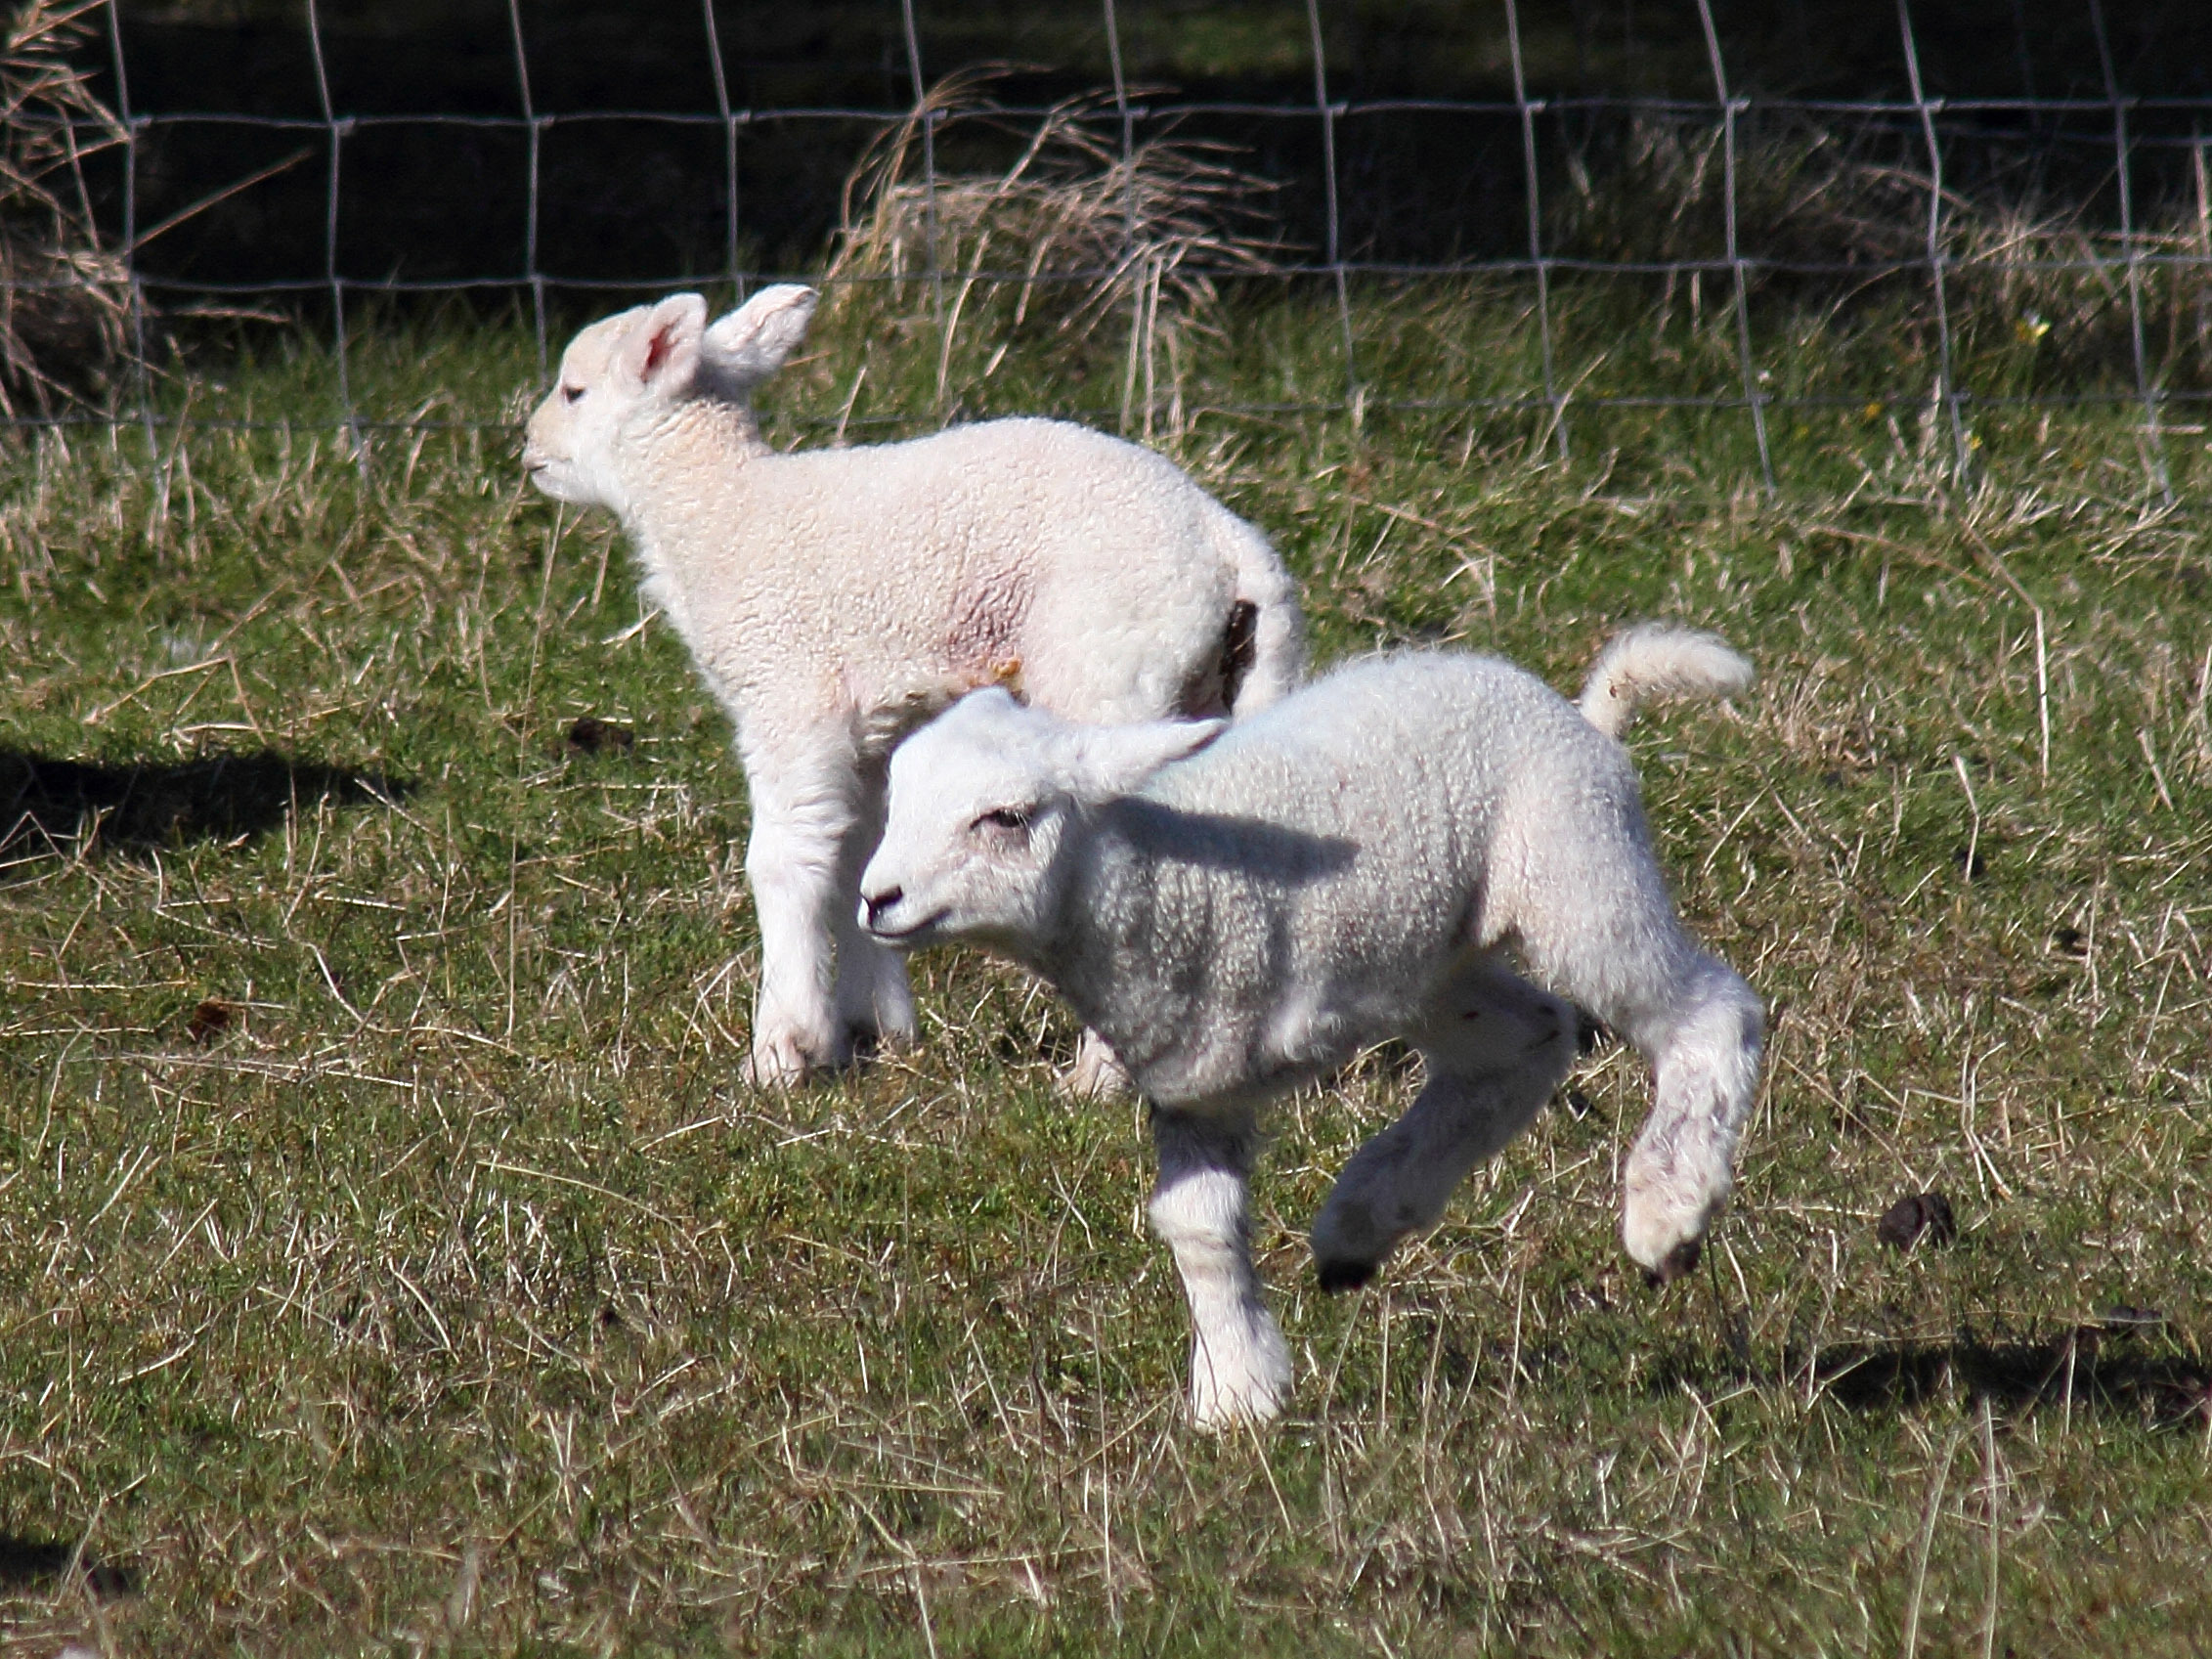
[1,282,2209,1655]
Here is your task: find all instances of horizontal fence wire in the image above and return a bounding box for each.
[31,0,2212,497]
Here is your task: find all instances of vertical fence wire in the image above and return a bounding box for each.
[1693,0,1774,494]
[302,0,361,461]
[2088,0,2170,499]
[505,0,545,378]
[103,0,157,468]
[1504,0,1567,463]
[699,0,744,301]
[898,0,945,419]
[1102,0,1142,435]
[1303,0,1358,418]
[1896,0,1972,484]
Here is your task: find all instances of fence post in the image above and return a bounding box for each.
[1693,0,1774,495]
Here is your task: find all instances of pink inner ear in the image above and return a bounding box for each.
[642,325,675,377]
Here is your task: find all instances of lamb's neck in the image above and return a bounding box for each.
[1036,823,1155,1051]
[618,396,770,558]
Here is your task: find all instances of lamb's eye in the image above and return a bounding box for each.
[977,806,1031,832]
[561,384,586,404]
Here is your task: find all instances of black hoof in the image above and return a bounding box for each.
[1316,1257,1378,1294]
[1641,1239,1702,1288]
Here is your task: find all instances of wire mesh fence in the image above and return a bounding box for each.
[23,1,2212,491]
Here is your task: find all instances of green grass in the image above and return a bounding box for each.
[1,284,2209,1655]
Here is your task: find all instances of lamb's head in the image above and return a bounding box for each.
[859,689,1224,956]
[520,292,712,509]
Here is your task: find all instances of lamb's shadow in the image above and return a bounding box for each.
[0,1530,137,1597]
[1803,1330,2210,1421]
[0,748,404,869]
[1109,799,1360,883]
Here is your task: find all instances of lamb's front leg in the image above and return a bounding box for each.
[831,771,917,1055]
[1148,1104,1291,1428]
[741,737,862,1087]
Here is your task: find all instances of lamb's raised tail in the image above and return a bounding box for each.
[1578,624,1755,740]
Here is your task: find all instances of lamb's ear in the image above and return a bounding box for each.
[616,293,708,393]
[1072,718,1226,797]
[702,284,819,387]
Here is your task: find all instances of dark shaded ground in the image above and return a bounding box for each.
[1807,1327,2211,1422]
[0,1533,137,1599]
[0,750,400,867]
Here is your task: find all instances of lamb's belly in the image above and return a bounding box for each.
[1134,963,1425,1110]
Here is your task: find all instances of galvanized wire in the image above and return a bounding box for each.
[1101,0,1142,435]
[37,1,2212,496]
[506,0,545,378]
[301,0,362,461]
[1896,0,1973,484]
[699,0,743,301]
[899,0,945,419]
[1694,0,1773,494]
[2089,0,2170,499]
[1505,0,1567,462]
[1305,0,1357,415]
[102,0,156,464]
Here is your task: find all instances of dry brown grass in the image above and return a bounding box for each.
[822,74,1283,427]
[0,0,129,416]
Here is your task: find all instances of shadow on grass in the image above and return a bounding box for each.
[0,1532,137,1598]
[0,748,404,869]
[1806,1330,2212,1422]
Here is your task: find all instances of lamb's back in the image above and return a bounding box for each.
[1076,653,1609,1102]
[655,417,1241,727]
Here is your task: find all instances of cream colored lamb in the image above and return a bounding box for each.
[857,626,1761,1427]
[520,285,1303,1087]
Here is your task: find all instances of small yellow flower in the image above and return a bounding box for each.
[2015,314,2051,343]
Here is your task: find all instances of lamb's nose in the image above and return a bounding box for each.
[862,887,902,928]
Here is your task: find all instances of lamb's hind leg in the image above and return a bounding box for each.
[1508,830,1764,1284]
[1149,1104,1291,1428]
[1310,962,1576,1291]
[1612,958,1762,1282]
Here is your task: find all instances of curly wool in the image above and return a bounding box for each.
[860,629,1762,1427]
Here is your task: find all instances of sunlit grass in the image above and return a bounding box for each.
[0,286,2207,1654]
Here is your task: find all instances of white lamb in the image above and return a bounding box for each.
[856,626,1762,1427]
[519,284,1303,1087]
